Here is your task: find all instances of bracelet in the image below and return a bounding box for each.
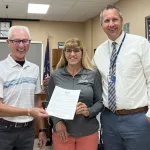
[28,108,31,116]
[39,128,47,133]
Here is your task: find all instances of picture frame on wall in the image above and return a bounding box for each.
[0,20,12,39]
[58,42,64,49]
[123,22,129,33]
[145,16,150,41]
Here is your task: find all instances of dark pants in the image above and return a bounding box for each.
[0,123,34,150]
[101,108,150,150]
[48,118,53,144]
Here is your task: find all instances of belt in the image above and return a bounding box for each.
[106,106,148,115]
[0,119,33,128]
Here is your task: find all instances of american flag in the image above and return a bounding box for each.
[43,39,50,80]
[146,17,150,41]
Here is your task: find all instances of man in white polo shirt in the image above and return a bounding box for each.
[0,26,49,150]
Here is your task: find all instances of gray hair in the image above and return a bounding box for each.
[8,26,31,39]
[100,5,123,25]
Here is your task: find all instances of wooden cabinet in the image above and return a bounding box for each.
[52,49,62,69]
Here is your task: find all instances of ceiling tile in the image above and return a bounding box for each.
[27,14,45,20]
[3,0,29,3]
[0,7,7,18]
[44,14,63,21]
[50,0,76,6]
[28,0,52,4]
[0,0,119,22]
[7,12,27,19]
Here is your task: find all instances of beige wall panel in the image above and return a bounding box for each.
[84,19,93,58]
[13,20,84,52]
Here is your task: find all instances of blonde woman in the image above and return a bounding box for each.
[46,37,103,150]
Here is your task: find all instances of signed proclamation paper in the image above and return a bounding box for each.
[46,86,81,120]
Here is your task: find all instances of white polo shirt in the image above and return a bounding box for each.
[93,32,150,118]
[0,54,41,122]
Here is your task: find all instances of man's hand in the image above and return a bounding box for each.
[55,121,68,142]
[38,132,47,150]
[76,102,89,117]
[30,108,49,118]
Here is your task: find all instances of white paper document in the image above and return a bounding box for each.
[46,86,81,120]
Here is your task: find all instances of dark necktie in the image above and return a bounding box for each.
[108,42,117,112]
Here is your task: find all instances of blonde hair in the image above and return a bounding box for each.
[56,37,94,70]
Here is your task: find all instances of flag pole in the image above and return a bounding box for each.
[42,37,50,91]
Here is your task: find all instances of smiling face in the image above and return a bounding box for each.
[101,8,123,41]
[64,47,82,66]
[63,38,83,67]
[7,28,30,61]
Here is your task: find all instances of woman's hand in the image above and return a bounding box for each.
[55,121,68,142]
[76,102,89,117]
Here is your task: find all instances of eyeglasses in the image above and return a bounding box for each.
[65,48,82,53]
[9,40,31,45]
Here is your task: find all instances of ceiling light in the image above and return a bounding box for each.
[28,3,50,14]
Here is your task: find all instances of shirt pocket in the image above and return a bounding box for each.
[121,55,141,78]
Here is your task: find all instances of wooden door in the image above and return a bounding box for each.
[52,49,62,69]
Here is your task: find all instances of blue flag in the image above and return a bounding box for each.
[147,18,150,41]
[146,17,150,41]
[43,39,50,80]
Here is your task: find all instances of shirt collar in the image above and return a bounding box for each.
[108,31,125,56]
[61,66,87,76]
[6,54,30,68]
[108,31,125,46]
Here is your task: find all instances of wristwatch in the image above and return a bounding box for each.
[39,128,47,133]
